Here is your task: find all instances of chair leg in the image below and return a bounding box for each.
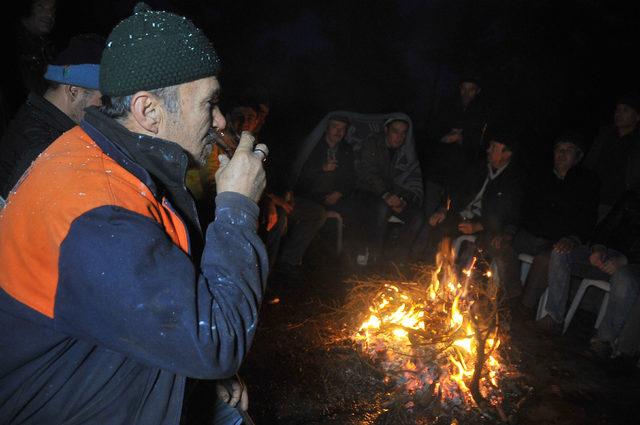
[536,288,549,321]
[595,292,610,330]
[563,280,590,334]
[520,262,531,285]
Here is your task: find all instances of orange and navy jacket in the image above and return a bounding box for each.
[0,113,268,424]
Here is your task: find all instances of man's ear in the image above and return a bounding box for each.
[130,91,161,134]
[66,85,80,102]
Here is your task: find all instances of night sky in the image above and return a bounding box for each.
[10,0,640,165]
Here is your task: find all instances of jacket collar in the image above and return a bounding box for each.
[81,107,189,199]
[27,92,75,134]
[80,108,203,248]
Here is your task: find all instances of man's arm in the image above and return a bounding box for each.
[55,193,268,380]
[55,133,269,379]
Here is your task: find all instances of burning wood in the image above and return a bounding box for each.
[348,239,512,421]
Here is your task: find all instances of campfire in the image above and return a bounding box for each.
[349,239,513,421]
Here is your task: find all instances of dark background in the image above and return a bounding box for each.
[6,0,640,169]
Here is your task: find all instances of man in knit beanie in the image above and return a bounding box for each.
[0,3,268,425]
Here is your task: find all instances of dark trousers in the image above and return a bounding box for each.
[278,197,327,266]
[356,191,424,262]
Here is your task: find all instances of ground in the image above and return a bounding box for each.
[240,247,640,425]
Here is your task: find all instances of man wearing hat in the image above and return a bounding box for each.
[0,33,104,198]
[426,127,524,295]
[585,93,640,216]
[0,3,268,424]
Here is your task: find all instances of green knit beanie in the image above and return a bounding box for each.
[100,2,221,97]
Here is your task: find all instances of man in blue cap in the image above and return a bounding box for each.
[0,33,104,197]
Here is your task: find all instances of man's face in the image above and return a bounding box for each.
[459,82,481,107]
[614,103,640,131]
[255,103,270,132]
[553,142,580,173]
[162,76,224,167]
[324,120,348,148]
[70,88,102,123]
[385,120,409,149]
[28,0,56,35]
[487,140,511,169]
[235,106,258,133]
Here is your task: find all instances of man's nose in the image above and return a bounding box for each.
[212,106,226,131]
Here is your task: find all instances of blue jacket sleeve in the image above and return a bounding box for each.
[54,192,268,379]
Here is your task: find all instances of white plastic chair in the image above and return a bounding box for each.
[325,211,344,255]
[536,279,611,334]
[452,234,477,259]
[536,288,550,321]
[562,279,611,334]
[518,253,534,285]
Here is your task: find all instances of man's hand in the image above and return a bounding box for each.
[383,193,403,208]
[458,221,483,235]
[588,247,606,268]
[553,237,578,253]
[491,233,513,250]
[324,191,343,206]
[265,198,279,231]
[599,257,627,275]
[215,132,267,203]
[391,198,407,214]
[429,210,446,227]
[267,193,294,215]
[322,159,338,172]
[441,128,463,144]
[215,376,248,411]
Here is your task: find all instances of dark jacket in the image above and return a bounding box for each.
[426,96,491,186]
[591,190,640,264]
[0,108,268,425]
[356,131,423,206]
[0,92,75,197]
[452,161,524,235]
[584,125,640,207]
[522,166,600,242]
[295,139,355,203]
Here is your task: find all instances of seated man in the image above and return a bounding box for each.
[539,190,640,336]
[499,133,600,308]
[0,33,104,197]
[277,115,356,271]
[355,115,424,264]
[427,128,524,297]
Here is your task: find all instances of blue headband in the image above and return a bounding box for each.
[44,64,100,90]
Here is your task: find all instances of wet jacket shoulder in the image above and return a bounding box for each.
[0,111,269,424]
[0,92,75,197]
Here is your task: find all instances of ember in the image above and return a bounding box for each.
[350,239,510,420]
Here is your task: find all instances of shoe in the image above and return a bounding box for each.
[536,315,562,334]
